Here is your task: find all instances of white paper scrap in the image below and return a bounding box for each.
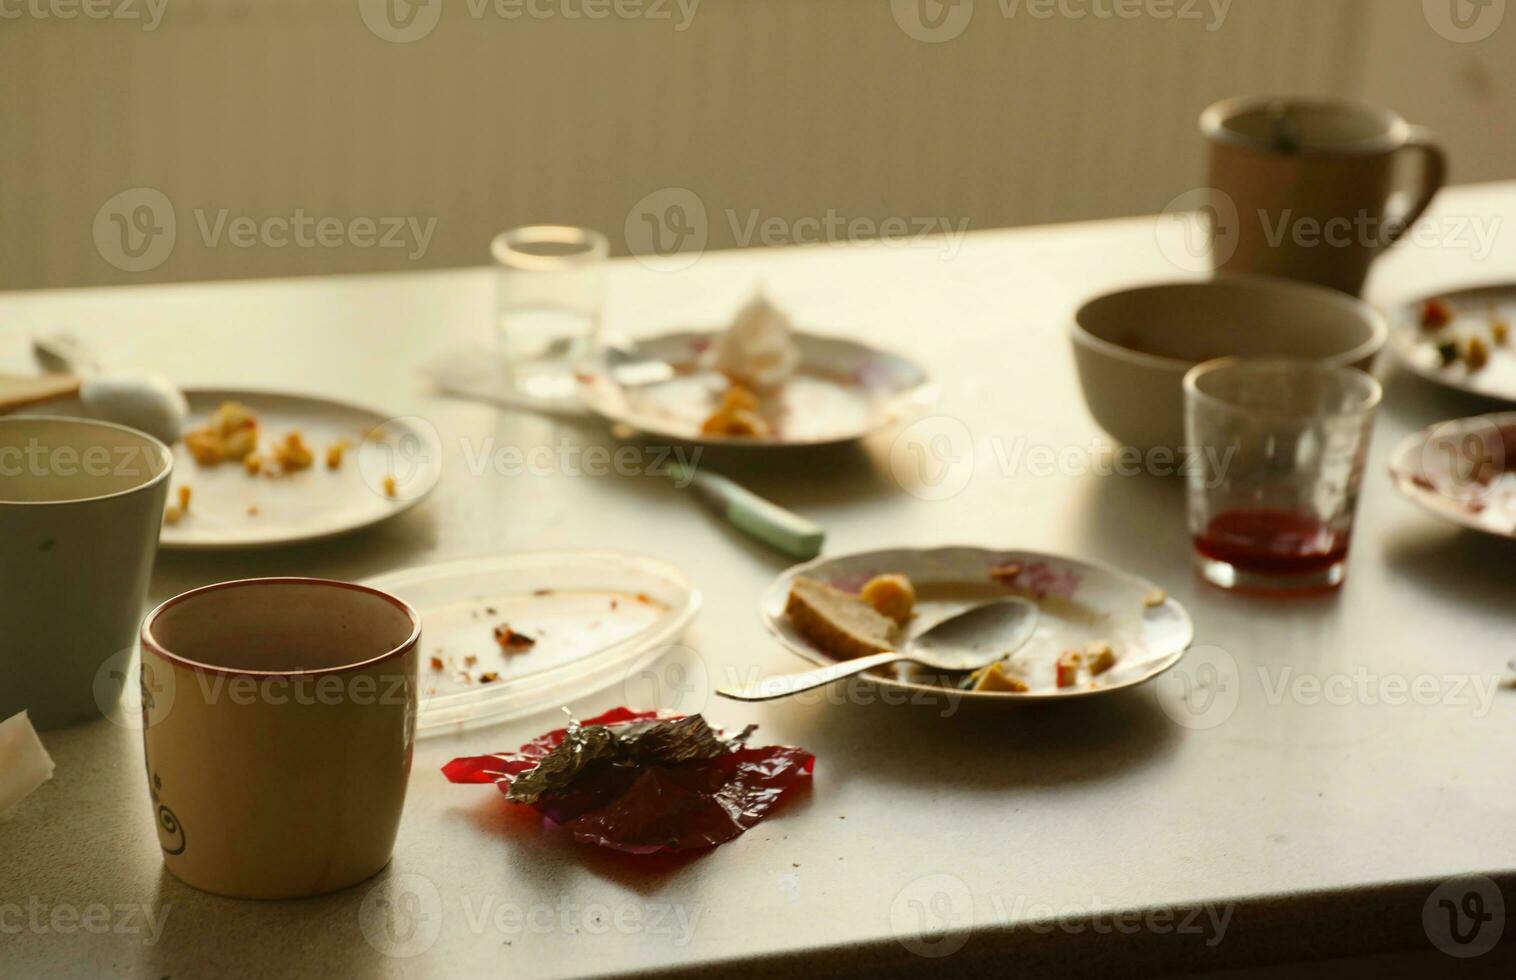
[0,711,55,813]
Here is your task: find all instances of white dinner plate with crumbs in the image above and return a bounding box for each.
[26,388,441,550]
[1389,412,1516,539]
[362,552,702,735]
[577,329,936,447]
[761,546,1193,704]
[1389,284,1516,402]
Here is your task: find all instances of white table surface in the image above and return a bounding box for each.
[3,184,1516,979]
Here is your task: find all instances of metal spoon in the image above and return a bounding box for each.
[717,598,1039,702]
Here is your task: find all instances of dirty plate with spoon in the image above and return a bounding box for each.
[758,546,1194,704]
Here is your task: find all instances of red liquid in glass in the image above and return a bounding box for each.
[1194,508,1348,576]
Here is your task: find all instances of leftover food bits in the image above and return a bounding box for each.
[185,401,259,465]
[1086,640,1117,676]
[1420,299,1453,331]
[271,431,314,472]
[164,485,192,525]
[1056,650,1081,688]
[442,708,813,854]
[325,440,350,470]
[382,475,398,498]
[972,662,1029,693]
[493,625,537,652]
[700,384,771,438]
[785,576,899,660]
[860,574,916,625]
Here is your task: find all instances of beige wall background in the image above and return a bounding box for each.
[1,0,1512,291]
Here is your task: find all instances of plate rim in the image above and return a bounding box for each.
[1387,282,1516,404]
[155,385,442,551]
[1388,412,1516,540]
[759,544,1194,703]
[577,327,938,448]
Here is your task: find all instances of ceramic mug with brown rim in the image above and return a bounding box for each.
[1201,96,1447,296]
[139,577,420,899]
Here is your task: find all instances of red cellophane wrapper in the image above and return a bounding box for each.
[442,708,814,854]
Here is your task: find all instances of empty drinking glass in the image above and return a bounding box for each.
[492,225,609,403]
[1184,358,1382,594]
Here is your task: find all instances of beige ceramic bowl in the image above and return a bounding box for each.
[1071,276,1386,452]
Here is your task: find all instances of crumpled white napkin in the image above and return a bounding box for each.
[0,711,55,813]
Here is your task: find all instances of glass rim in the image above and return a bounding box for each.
[1183,356,1383,421]
[491,225,609,271]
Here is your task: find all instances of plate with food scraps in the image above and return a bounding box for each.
[362,551,701,734]
[1389,285,1516,402]
[1389,412,1516,539]
[577,330,935,447]
[28,388,442,550]
[760,546,1193,703]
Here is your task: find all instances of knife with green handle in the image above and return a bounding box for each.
[665,462,825,560]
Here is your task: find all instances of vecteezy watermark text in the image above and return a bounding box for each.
[0,899,170,946]
[459,437,702,484]
[891,0,1231,43]
[94,188,438,273]
[0,0,167,30]
[357,0,700,43]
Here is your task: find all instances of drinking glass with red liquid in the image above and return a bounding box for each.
[1183,358,1382,593]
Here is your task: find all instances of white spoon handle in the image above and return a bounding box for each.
[716,651,902,702]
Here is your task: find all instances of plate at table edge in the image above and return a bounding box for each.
[21,386,442,551]
[1387,283,1516,403]
[1388,411,1516,540]
[760,546,1194,703]
[361,550,702,733]
[577,328,938,447]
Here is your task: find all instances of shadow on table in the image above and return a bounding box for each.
[442,785,786,895]
[1375,360,1511,433]
[759,682,1181,794]
[1379,521,1516,619]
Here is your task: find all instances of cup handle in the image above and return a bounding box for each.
[1382,126,1447,248]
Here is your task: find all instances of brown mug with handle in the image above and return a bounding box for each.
[1201,96,1447,297]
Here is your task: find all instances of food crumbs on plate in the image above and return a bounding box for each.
[1466,337,1490,372]
[383,475,398,498]
[1055,650,1081,688]
[464,655,478,667]
[988,562,1023,584]
[185,401,259,465]
[247,505,259,517]
[860,574,916,625]
[610,598,619,610]
[1420,298,1453,331]
[1144,587,1166,608]
[493,625,536,652]
[479,672,500,684]
[325,440,350,470]
[430,657,444,671]
[1437,340,1460,367]
[532,588,553,596]
[1087,641,1118,676]
[273,431,314,472]
[1494,319,1510,345]
[484,606,497,616]
[243,453,263,475]
[700,384,771,438]
[163,504,184,525]
[634,592,653,604]
[972,663,1029,693]
[176,485,192,511]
